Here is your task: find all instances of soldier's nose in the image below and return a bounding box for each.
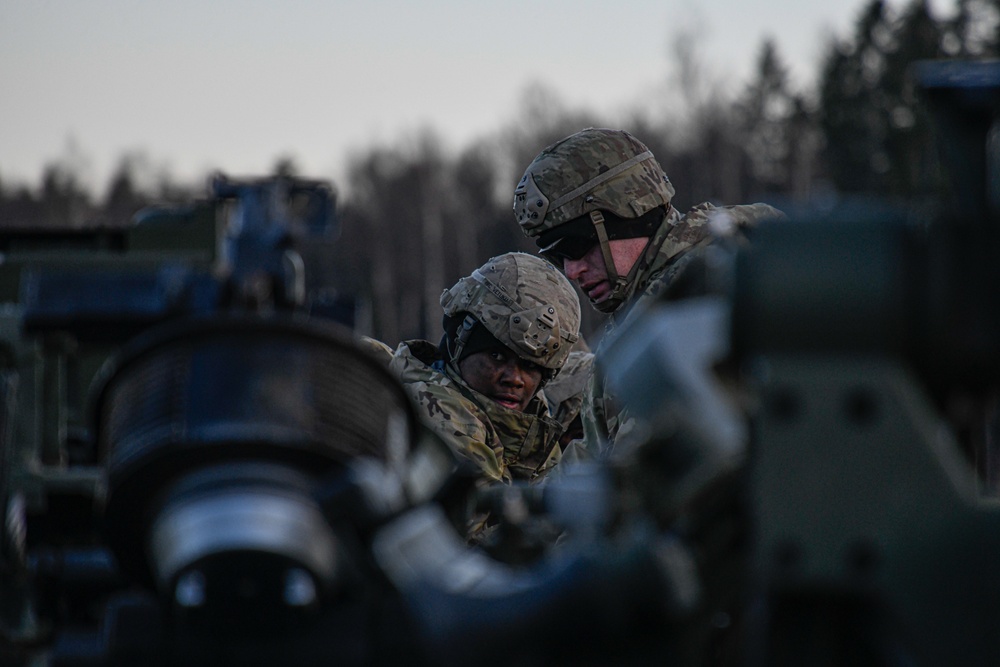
[563,257,586,281]
[501,363,525,387]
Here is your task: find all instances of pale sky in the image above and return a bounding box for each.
[0,0,954,196]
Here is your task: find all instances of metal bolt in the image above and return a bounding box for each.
[175,570,207,608]
[284,568,318,607]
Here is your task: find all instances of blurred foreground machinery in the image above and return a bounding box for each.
[599,59,1000,665]
[0,175,454,665]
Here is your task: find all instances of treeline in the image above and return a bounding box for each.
[2,0,997,344]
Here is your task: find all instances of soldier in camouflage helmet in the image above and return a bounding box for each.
[372,252,582,492]
[514,127,783,454]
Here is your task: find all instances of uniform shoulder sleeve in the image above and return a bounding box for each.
[357,336,395,365]
[721,202,786,230]
[406,379,509,484]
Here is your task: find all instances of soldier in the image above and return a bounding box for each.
[513,127,783,455]
[369,251,582,488]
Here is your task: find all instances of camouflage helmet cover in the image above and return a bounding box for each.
[440,252,581,371]
[513,128,676,238]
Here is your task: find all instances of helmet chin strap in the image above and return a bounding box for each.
[447,314,478,366]
[590,210,646,312]
[590,211,638,313]
[589,211,629,301]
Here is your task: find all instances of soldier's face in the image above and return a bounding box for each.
[562,238,648,305]
[459,347,543,412]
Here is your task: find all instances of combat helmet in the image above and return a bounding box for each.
[513,128,675,311]
[440,252,581,375]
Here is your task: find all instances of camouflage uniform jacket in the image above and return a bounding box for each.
[580,202,783,457]
[543,349,595,435]
[388,340,564,484]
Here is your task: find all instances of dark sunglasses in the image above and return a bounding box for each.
[538,233,599,263]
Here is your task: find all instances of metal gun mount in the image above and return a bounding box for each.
[209,173,338,308]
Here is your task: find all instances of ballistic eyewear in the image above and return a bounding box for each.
[538,233,599,263]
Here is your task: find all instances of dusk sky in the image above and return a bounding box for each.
[1,0,953,194]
